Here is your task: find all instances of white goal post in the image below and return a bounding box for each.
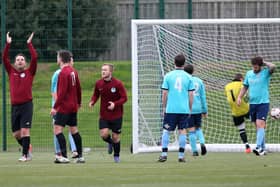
[131,18,280,154]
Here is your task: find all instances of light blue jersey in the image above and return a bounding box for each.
[243,68,271,104]
[162,69,194,113]
[51,69,61,107]
[191,76,207,114]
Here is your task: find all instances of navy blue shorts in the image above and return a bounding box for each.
[99,117,122,134]
[188,114,202,128]
[162,113,189,131]
[249,103,269,122]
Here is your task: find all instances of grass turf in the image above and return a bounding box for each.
[0,151,279,187]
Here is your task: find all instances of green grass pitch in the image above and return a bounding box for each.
[0,151,279,187]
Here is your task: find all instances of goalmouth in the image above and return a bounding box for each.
[131,18,280,154]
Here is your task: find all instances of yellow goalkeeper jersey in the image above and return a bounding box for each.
[224,81,249,117]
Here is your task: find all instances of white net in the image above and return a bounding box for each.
[132,19,280,153]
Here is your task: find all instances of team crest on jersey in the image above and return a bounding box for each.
[20,73,26,78]
[111,87,116,93]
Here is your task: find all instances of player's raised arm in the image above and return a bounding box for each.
[26,32,38,75]
[2,32,13,73]
[27,32,34,44]
[6,32,12,44]
[263,61,276,74]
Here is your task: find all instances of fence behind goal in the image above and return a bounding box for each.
[132,18,280,153]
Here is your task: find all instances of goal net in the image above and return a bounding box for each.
[131,18,280,153]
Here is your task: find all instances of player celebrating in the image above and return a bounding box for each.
[158,54,194,163]
[50,50,84,163]
[89,63,127,163]
[237,57,276,156]
[225,73,251,153]
[2,32,36,162]
[51,55,78,162]
[184,64,207,156]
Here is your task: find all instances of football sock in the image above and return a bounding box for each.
[161,130,169,156]
[21,136,30,156]
[56,133,67,158]
[256,128,265,149]
[54,135,61,154]
[239,128,248,144]
[68,132,77,152]
[189,131,197,153]
[17,138,23,146]
[196,128,205,144]
[113,141,120,157]
[72,132,83,157]
[261,131,266,150]
[178,134,186,158]
[102,135,113,144]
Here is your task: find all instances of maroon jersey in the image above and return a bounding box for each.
[53,65,81,114]
[2,43,37,105]
[91,77,127,120]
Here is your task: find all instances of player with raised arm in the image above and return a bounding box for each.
[51,55,78,162]
[184,64,207,156]
[158,54,194,163]
[50,50,84,163]
[237,57,276,156]
[2,32,37,162]
[89,63,127,163]
[225,73,251,153]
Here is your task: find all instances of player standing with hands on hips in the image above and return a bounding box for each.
[2,32,37,162]
[89,63,127,163]
[237,57,276,156]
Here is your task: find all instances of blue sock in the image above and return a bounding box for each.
[68,132,77,152]
[261,131,266,150]
[54,135,61,154]
[161,130,169,156]
[196,128,205,145]
[256,128,265,149]
[178,134,186,158]
[189,131,197,153]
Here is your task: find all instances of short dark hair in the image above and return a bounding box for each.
[184,64,194,75]
[15,53,26,61]
[57,50,71,63]
[174,54,185,67]
[251,56,263,66]
[233,73,243,81]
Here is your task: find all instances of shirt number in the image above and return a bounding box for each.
[174,77,182,92]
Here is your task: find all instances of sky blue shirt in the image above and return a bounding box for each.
[161,69,194,113]
[191,76,208,114]
[243,67,271,104]
[51,69,61,107]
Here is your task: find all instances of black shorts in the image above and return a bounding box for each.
[11,101,33,132]
[99,117,122,134]
[54,112,77,127]
[232,112,249,126]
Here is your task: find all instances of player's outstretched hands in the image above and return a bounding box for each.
[6,32,12,44]
[27,32,34,44]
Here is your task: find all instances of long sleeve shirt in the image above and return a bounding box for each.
[2,43,38,105]
[90,77,127,120]
[53,65,81,114]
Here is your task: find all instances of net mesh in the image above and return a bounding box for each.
[133,19,280,152]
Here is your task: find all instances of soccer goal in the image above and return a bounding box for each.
[131,18,280,153]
